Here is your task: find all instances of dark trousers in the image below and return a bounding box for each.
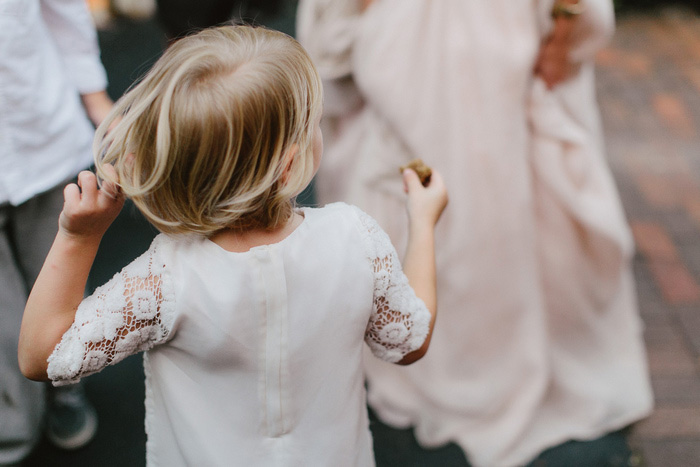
[0,185,64,464]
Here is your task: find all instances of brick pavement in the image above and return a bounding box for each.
[597,7,700,466]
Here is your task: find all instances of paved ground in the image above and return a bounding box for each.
[597,8,700,466]
[19,5,700,466]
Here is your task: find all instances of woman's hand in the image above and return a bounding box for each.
[534,12,580,89]
[59,166,124,241]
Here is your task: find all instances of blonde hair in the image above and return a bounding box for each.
[94,25,323,235]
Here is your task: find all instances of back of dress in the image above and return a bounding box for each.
[42,203,428,466]
[145,203,381,465]
[47,203,429,465]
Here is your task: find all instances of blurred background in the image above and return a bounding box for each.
[20,0,700,465]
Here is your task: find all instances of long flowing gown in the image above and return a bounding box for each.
[297,1,653,466]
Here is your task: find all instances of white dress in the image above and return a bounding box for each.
[47,203,431,466]
[297,1,653,466]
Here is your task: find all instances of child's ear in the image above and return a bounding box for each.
[281,144,299,183]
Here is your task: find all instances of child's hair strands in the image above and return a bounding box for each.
[93,26,323,235]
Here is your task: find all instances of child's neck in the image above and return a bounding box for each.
[208,212,304,253]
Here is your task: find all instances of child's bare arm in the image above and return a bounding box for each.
[397,168,448,364]
[18,168,124,380]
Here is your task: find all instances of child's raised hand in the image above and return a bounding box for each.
[403,168,448,227]
[59,167,124,240]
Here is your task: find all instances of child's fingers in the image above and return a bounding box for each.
[426,170,449,204]
[99,164,122,200]
[63,183,81,209]
[426,169,445,190]
[77,171,98,202]
[429,170,449,217]
[100,180,121,201]
[402,168,422,193]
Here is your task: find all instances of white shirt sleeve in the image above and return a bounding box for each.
[39,0,108,94]
[350,205,431,363]
[47,236,176,386]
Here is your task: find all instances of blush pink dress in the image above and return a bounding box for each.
[297,1,653,466]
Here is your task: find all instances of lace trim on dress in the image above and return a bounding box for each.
[348,205,431,363]
[47,235,176,386]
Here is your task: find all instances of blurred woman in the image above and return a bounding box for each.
[298,1,653,465]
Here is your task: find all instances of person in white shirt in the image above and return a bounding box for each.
[17,26,449,465]
[0,0,111,463]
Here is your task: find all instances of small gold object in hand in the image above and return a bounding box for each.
[399,159,432,187]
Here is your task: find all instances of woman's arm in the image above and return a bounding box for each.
[18,169,123,380]
[81,90,114,128]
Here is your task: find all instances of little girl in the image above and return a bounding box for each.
[18,26,447,465]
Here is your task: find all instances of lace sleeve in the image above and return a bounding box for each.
[47,236,176,386]
[350,205,431,363]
